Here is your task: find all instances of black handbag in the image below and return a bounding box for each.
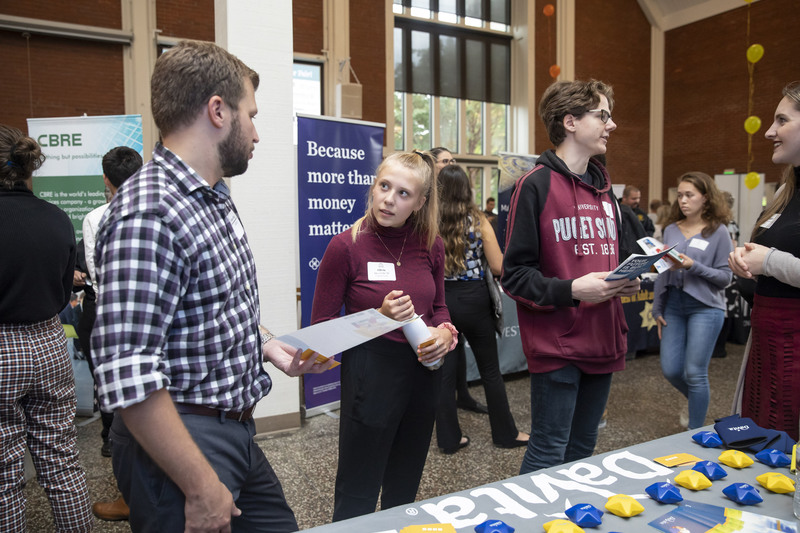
[482,256,504,335]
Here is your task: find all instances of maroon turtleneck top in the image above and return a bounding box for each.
[311,217,450,345]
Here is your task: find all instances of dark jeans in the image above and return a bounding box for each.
[110,412,297,532]
[333,337,440,522]
[437,280,518,448]
[520,365,612,474]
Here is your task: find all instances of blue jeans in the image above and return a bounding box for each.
[660,288,724,429]
[520,365,612,474]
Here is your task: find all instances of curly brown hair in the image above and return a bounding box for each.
[0,124,45,189]
[665,172,731,237]
[437,164,483,276]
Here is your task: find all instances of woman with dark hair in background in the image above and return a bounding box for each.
[435,164,528,453]
[652,171,732,429]
[730,81,800,440]
[430,146,488,415]
[0,124,93,531]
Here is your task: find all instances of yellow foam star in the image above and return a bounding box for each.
[604,494,645,517]
[543,519,585,533]
[674,470,712,490]
[756,472,795,494]
[718,449,754,468]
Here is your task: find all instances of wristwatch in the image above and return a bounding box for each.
[259,325,275,348]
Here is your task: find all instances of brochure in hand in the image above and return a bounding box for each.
[277,308,410,367]
[604,245,677,281]
[637,236,684,273]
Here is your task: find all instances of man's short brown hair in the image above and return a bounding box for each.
[622,185,640,199]
[538,79,614,147]
[151,40,260,137]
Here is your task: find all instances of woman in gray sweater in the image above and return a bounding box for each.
[652,172,733,429]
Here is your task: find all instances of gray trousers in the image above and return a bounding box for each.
[110,410,297,532]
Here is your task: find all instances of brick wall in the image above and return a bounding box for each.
[293,0,324,55]
[663,0,798,197]
[575,0,651,203]
[533,0,651,202]
[349,0,385,126]
[156,0,214,40]
[0,1,215,133]
[0,0,121,29]
[534,0,557,155]
[0,30,124,132]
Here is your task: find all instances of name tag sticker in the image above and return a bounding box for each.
[368,262,396,281]
[602,201,614,218]
[689,238,709,251]
[227,210,245,240]
[761,213,780,229]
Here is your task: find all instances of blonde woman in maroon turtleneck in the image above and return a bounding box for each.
[312,150,457,521]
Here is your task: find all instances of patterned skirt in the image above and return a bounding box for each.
[741,294,800,441]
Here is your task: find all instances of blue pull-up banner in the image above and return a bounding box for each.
[296,114,384,414]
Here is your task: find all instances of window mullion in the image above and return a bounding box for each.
[433,96,440,148]
[405,93,414,151]
[484,100,491,156]
[482,101,488,156]
[458,98,465,157]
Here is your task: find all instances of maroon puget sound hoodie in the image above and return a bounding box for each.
[501,150,628,375]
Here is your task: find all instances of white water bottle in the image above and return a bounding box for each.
[402,316,443,370]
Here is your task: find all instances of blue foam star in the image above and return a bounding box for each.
[645,481,683,504]
[755,448,791,468]
[722,483,763,505]
[691,430,723,448]
[565,503,604,528]
[692,460,728,481]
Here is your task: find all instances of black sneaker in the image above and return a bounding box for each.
[101,440,112,457]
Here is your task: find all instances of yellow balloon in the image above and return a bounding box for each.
[745,172,760,190]
[744,116,761,134]
[747,43,764,63]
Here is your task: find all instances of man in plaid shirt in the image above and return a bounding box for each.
[92,40,333,533]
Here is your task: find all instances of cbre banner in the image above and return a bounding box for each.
[297,114,384,415]
[27,115,144,240]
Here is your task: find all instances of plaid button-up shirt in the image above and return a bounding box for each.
[92,143,271,412]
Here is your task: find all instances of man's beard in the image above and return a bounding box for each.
[218,113,249,177]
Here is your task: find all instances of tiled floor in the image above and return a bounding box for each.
[24,343,745,531]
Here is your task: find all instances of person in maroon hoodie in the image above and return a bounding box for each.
[502,80,640,473]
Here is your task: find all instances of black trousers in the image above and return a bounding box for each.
[76,298,114,441]
[436,280,518,448]
[333,336,440,522]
